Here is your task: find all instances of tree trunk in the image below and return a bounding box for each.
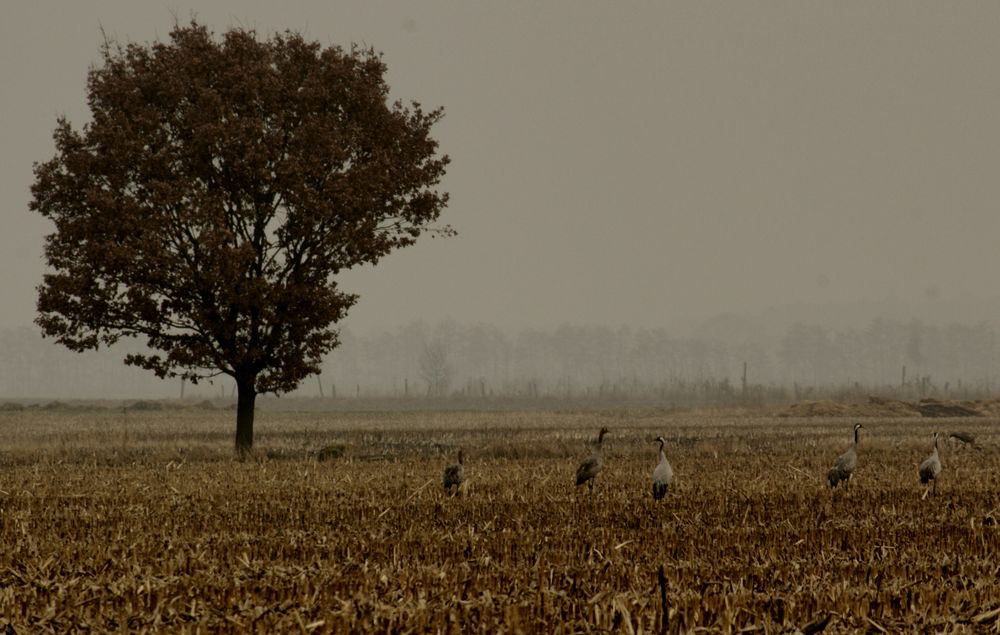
[235,375,257,458]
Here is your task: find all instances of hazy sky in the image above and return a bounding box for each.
[3,2,999,336]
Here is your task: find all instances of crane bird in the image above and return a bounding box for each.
[919,432,942,498]
[575,427,610,492]
[443,449,465,496]
[652,436,673,500]
[827,423,863,489]
[948,431,981,451]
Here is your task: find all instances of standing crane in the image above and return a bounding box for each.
[919,432,942,498]
[575,427,610,492]
[652,436,673,500]
[827,423,863,489]
[443,449,465,496]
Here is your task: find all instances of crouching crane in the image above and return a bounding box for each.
[919,432,942,498]
[443,449,465,496]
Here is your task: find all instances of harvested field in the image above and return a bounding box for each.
[1,408,999,632]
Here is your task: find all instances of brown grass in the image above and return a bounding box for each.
[0,408,998,632]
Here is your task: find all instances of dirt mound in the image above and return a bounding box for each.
[777,397,920,418]
[778,400,853,417]
[915,398,982,418]
[864,396,921,417]
[779,396,1000,418]
[127,399,164,411]
[965,399,1000,417]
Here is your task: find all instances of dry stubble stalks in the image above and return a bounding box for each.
[0,409,998,632]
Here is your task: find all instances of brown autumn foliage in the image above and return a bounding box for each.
[30,22,451,454]
[0,407,998,632]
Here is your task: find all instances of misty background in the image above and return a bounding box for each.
[2,3,1000,400]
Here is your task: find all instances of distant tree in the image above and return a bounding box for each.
[779,323,832,386]
[419,339,452,397]
[905,319,924,365]
[30,22,451,455]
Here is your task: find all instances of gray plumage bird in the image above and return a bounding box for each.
[651,436,673,500]
[919,432,942,497]
[827,423,863,489]
[575,427,610,492]
[443,449,465,495]
[948,431,981,450]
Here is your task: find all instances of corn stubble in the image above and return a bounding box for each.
[0,410,998,632]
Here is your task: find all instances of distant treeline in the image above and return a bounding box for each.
[0,318,997,402]
[318,318,999,404]
[0,327,178,399]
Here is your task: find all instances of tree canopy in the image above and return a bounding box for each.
[31,21,451,453]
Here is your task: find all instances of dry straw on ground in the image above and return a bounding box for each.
[0,407,998,632]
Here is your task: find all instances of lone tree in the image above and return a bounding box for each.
[31,22,450,455]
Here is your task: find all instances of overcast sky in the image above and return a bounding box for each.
[3,2,999,336]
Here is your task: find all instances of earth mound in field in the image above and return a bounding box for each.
[778,396,1000,418]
